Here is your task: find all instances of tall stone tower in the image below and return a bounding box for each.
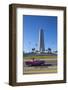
[39,29,45,52]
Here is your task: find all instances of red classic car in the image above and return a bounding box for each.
[25,58,52,66]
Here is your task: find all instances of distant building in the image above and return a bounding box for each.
[39,29,45,52]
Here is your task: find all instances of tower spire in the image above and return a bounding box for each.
[39,29,45,52]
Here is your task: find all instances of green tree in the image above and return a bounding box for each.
[48,48,51,53]
[32,48,35,53]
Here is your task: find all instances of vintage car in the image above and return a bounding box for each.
[25,58,52,66]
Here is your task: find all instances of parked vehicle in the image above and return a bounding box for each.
[25,58,52,66]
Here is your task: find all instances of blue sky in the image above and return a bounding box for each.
[23,15,57,52]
